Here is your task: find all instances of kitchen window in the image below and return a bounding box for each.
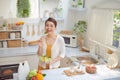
[112,10,120,48]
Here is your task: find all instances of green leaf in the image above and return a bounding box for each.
[73,20,87,35]
[17,0,30,18]
[42,74,46,77]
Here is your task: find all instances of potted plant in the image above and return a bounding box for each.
[17,0,30,18]
[77,0,83,7]
[73,20,87,49]
[2,23,7,30]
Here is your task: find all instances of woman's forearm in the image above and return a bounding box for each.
[37,46,42,56]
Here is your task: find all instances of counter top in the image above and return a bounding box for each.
[42,65,120,80]
[0,46,38,57]
[0,46,88,58]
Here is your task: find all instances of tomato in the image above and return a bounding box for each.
[32,76,38,80]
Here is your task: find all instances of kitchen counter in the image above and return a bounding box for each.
[0,46,38,57]
[0,46,89,70]
[0,46,88,58]
[42,65,120,80]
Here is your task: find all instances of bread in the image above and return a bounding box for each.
[86,65,96,74]
[59,30,73,35]
[2,69,13,75]
[106,48,113,54]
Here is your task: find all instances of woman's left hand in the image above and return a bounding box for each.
[49,57,62,64]
[49,59,56,64]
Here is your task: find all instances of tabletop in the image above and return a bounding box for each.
[42,65,120,80]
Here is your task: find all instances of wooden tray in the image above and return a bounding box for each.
[63,69,85,76]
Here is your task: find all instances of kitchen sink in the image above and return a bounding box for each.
[76,56,98,64]
[69,55,105,66]
[60,55,106,68]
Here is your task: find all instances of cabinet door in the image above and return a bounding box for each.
[0,55,38,70]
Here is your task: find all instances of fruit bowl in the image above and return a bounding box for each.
[85,65,97,74]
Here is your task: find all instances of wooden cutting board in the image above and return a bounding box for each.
[32,24,35,36]
[26,25,30,36]
[37,24,40,35]
[63,69,85,76]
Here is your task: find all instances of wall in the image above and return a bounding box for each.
[0,0,120,42]
[0,0,17,18]
[0,0,103,30]
[0,0,67,41]
[86,0,120,48]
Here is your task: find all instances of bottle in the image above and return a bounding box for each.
[0,41,2,48]
[10,33,15,39]
[18,62,25,80]
[23,61,30,79]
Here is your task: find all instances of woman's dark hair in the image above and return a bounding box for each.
[45,17,57,27]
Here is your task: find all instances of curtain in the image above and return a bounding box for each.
[89,9,114,45]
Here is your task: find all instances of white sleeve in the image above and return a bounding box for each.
[59,36,65,58]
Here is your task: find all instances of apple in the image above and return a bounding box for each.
[32,76,38,80]
[28,70,37,78]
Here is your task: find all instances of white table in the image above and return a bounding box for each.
[42,65,120,80]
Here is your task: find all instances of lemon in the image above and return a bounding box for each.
[40,55,51,63]
[44,57,49,62]
[39,56,45,61]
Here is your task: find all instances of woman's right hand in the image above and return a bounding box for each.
[38,37,44,47]
[38,39,42,48]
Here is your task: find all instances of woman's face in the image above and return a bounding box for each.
[45,21,56,34]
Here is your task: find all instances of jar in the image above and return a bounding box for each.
[22,40,28,47]
[10,33,15,39]
[72,0,77,7]
[3,41,7,48]
[15,32,21,38]
[49,12,54,18]
[44,10,49,18]
[0,41,2,48]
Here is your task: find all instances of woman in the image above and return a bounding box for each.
[37,17,65,71]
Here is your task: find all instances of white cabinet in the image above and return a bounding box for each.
[0,54,38,70]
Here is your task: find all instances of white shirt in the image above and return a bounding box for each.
[39,35,65,69]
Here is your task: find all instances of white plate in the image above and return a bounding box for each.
[107,53,118,68]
